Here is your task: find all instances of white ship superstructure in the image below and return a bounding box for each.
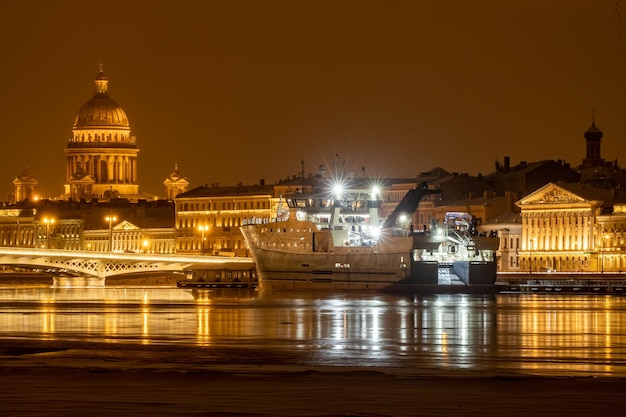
[241,177,498,292]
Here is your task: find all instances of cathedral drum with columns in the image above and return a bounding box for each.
[64,66,139,201]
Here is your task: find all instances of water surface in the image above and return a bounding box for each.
[1,287,625,377]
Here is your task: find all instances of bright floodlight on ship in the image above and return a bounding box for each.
[371,185,380,199]
[332,183,344,199]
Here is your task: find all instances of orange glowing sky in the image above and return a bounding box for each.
[0,0,625,198]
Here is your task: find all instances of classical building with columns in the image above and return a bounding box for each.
[64,66,139,201]
[515,182,621,273]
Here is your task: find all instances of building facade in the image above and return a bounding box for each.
[596,204,626,272]
[175,184,279,256]
[0,206,83,250]
[83,220,175,254]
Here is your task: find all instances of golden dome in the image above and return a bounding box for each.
[73,68,129,129]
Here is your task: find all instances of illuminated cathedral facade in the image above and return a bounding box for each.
[64,66,140,201]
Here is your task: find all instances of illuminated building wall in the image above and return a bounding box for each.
[596,204,626,272]
[0,211,36,246]
[175,184,279,256]
[0,208,83,250]
[83,221,175,254]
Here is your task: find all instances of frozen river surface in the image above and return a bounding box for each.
[1,287,626,378]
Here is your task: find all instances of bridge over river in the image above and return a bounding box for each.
[0,247,254,287]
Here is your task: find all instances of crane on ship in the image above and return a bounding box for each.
[381,182,442,230]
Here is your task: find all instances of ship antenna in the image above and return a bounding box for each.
[276,193,283,221]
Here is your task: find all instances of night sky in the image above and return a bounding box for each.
[1,0,625,198]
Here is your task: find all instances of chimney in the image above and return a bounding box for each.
[504,156,510,173]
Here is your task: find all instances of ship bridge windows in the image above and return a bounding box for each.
[287,198,315,208]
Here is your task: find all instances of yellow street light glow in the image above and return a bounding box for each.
[42,217,55,249]
[197,225,209,254]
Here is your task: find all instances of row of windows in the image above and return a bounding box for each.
[177,238,243,251]
[178,200,271,211]
[525,217,592,226]
[261,227,313,234]
[502,237,520,249]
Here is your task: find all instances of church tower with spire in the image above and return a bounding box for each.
[12,166,39,202]
[581,116,604,169]
[64,65,140,201]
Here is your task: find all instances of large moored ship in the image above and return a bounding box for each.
[240,181,498,293]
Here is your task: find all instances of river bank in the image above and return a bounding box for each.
[1,339,625,416]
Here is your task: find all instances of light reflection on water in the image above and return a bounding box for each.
[1,287,626,376]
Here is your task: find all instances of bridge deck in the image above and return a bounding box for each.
[0,247,253,279]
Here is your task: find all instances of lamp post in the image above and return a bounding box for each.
[43,217,55,249]
[198,225,209,255]
[105,215,117,252]
[602,234,610,273]
[529,236,537,275]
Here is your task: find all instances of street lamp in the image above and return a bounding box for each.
[43,217,55,249]
[198,225,209,255]
[105,215,117,252]
[399,214,407,236]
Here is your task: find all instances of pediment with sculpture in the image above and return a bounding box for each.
[517,183,586,206]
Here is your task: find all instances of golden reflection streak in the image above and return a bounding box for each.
[105,314,118,337]
[42,307,55,334]
[142,307,150,344]
[501,295,622,375]
[197,307,210,345]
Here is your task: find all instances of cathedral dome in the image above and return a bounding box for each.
[73,68,129,129]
